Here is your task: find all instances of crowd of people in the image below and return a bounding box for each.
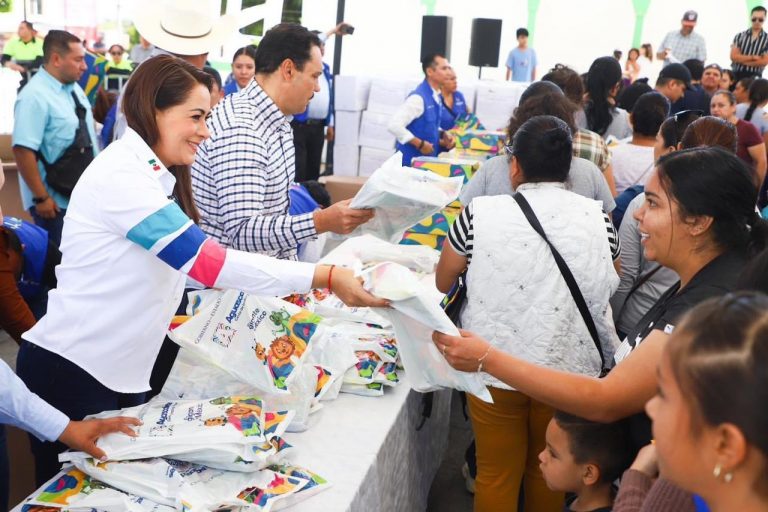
[0,2,767,512]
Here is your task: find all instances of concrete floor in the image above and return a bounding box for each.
[426,390,475,512]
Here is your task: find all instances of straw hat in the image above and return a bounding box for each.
[134,0,237,56]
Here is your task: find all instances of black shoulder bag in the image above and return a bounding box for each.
[39,92,95,197]
[513,192,607,371]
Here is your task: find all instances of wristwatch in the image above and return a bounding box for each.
[32,195,49,204]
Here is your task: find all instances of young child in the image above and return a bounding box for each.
[539,411,635,511]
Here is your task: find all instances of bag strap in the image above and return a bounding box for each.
[615,264,663,320]
[513,192,605,367]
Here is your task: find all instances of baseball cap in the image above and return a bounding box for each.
[682,10,698,24]
[659,63,692,89]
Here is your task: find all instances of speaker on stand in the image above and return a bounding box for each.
[421,15,452,61]
[469,18,503,79]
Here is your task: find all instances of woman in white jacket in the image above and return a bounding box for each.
[436,115,621,512]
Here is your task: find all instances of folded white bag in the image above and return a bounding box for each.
[361,262,493,402]
[349,153,463,243]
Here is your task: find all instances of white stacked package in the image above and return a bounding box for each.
[334,110,362,146]
[366,78,416,114]
[358,110,395,150]
[169,291,323,395]
[361,262,493,403]
[350,153,463,242]
[334,75,371,111]
[59,396,295,471]
[358,146,395,177]
[473,80,528,131]
[69,457,327,512]
[332,144,360,177]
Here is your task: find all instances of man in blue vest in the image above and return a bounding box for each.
[388,53,455,166]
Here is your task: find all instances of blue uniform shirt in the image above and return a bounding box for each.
[13,67,99,211]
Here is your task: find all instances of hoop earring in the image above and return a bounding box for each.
[713,464,722,478]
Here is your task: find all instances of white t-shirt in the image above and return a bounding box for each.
[610,143,655,195]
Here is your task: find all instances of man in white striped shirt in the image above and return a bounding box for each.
[192,24,373,260]
[731,5,768,82]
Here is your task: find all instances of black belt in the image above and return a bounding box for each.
[293,118,325,126]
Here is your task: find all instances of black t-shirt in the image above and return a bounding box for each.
[616,251,746,450]
[564,495,613,512]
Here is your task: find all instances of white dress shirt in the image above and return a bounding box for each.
[387,85,442,144]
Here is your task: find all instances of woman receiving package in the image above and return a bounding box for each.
[613,292,768,512]
[435,146,768,461]
[16,55,386,485]
[435,115,621,512]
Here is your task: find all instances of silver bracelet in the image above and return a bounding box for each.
[477,346,493,373]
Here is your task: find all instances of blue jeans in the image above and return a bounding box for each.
[16,341,146,486]
[28,207,66,248]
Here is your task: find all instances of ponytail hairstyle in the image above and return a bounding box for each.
[680,117,737,154]
[745,78,768,122]
[584,56,623,136]
[122,55,213,223]
[510,115,572,183]
[655,147,768,258]
[667,292,768,495]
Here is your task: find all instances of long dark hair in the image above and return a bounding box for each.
[584,56,623,136]
[507,92,577,142]
[745,78,768,122]
[511,115,572,183]
[668,292,768,494]
[656,147,768,257]
[122,55,213,224]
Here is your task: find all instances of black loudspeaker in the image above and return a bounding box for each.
[421,15,452,61]
[469,18,502,67]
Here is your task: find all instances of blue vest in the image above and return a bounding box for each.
[2,216,48,299]
[396,79,442,166]
[440,90,468,131]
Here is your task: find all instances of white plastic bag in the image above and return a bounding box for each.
[319,234,440,274]
[349,153,463,243]
[60,396,277,466]
[160,348,315,433]
[169,290,323,394]
[18,466,175,512]
[362,262,493,403]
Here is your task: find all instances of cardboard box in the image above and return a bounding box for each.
[405,206,460,236]
[0,133,14,162]
[335,110,362,146]
[358,110,395,151]
[332,144,360,177]
[335,75,372,111]
[474,81,527,131]
[440,148,496,163]
[319,175,368,204]
[366,78,414,114]
[411,156,481,184]
[359,146,395,177]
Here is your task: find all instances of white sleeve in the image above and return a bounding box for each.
[387,95,425,144]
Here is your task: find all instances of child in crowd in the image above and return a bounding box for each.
[539,411,635,512]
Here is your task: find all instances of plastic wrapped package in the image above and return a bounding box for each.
[178,435,293,472]
[18,467,174,512]
[340,381,385,397]
[60,396,277,467]
[411,156,480,184]
[268,464,331,510]
[375,362,400,386]
[342,350,383,386]
[319,234,440,274]
[160,349,316,434]
[349,152,463,243]
[361,262,493,403]
[70,458,309,512]
[169,290,323,394]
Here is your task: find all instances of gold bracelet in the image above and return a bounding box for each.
[477,346,493,373]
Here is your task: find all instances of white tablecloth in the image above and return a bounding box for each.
[288,376,451,512]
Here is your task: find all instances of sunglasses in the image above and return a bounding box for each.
[671,110,704,147]
[753,17,765,22]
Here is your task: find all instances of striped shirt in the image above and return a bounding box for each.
[192,80,317,261]
[449,197,620,263]
[732,29,768,74]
